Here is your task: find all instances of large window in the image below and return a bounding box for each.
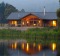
[12,21,17,26]
[53,20,57,26]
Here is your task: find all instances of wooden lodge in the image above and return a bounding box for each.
[7,12,57,27]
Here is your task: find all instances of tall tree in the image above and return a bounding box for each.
[4,3,18,18]
[56,9,60,28]
[0,2,5,23]
[0,2,18,23]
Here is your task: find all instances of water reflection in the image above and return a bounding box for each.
[50,43,56,51]
[11,42,17,49]
[21,43,24,50]
[26,43,29,52]
[52,43,56,51]
[38,44,41,51]
[0,42,57,56]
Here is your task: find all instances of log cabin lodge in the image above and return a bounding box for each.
[7,12,57,27]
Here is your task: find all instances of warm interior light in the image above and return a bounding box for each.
[33,24,36,26]
[22,22,24,25]
[52,43,56,51]
[53,21,56,26]
[27,21,29,24]
[12,21,17,26]
[21,43,24,50]
[26,43,29,51]
[39,20,40,23]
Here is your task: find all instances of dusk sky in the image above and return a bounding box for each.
[0,0,59,12]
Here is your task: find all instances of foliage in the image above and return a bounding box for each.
[0,2,18,23]
[4,3,18,18]
[0,28,59,44]
[56,9,60,28]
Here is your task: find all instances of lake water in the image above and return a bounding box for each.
[0,42,57,56]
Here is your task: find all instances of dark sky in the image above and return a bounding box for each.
[0,0,59,12]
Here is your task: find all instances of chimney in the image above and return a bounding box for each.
[44,6,46,16]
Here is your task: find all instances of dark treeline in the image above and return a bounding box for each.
[0,2,18,23]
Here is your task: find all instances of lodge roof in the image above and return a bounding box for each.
[7,12,57,20]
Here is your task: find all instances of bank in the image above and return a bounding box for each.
[0,28,59,44]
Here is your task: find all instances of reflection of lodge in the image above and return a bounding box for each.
[7,13,57,27]
[9,42,56,54]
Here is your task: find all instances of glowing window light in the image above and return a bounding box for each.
[53,21,56,26]
[12,21,17,26]
[27,21,29,24]
[22,22,24,25]
[26,43,29,51]
[39,20,40,23]
[52,43,56,51]
[33,24,36,26]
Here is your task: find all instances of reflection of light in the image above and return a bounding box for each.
[12,44,14,49]
[14,42,17,49]
[53,21,56,26]
[26,43,29,51]
[52,43,56,51]
[21,43,24,49]
[38,44,41,51]
[11,42,17,49]
[33,43,36,47]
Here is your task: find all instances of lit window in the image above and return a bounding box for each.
[39,20,40,23]
[53,21,56,26]
[27,21,29,24]
[22,22,24,25]
[12,21,17,26]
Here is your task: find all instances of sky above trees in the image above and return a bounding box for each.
[0,0,59,12]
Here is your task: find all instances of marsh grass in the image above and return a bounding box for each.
[0,28,59,44]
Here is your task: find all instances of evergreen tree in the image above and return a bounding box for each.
[0,2,18,23]
[56,9,60,28]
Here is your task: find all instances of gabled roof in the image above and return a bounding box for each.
[7,12,57,20]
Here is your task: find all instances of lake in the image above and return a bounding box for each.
[0,42,57,56]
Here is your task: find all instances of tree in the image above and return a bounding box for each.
[0,2,18,23]
[56,9,60,28]
[20,9,25,12]
[0,2,5,23]
[4,3,18,18]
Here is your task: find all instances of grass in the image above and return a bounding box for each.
[0,28,59,44]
